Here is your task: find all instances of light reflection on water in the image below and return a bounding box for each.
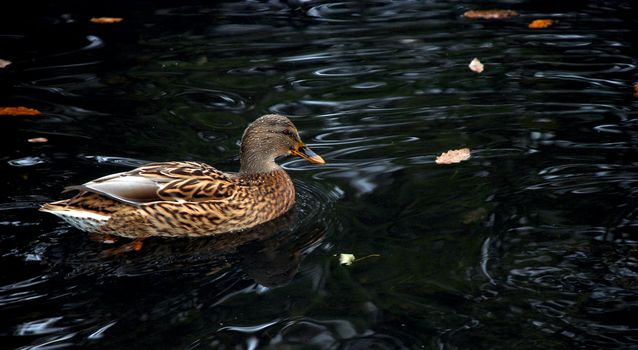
[1,0,637,349]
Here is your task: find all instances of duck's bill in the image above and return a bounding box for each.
[291,145,325,164]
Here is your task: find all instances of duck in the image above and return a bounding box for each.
[40,114,325,239]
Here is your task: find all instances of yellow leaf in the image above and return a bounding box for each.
[463,9,518,20]
[0,59,11,68]
[90,17,124,24]
[0,107,42,116]
[528,19,554,29]
[435,148,471,165]
[28,137,48,143]
[469,58,484,73]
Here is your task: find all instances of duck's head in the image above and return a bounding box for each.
[239,114,325,174]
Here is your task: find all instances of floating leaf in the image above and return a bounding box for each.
[337,253,381,266]
[0,107,42,116]
[435,148,471,165]
[339,253,356,266]
[634,82,638,97]
[528,19,554,28]
[469,58,484,73]
[463,207,488,224]
[28,137,48,143]
[0,59,11,68]
[90,17,123,24]
[463,9,518,19]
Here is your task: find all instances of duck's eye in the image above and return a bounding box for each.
[282,129,292,136]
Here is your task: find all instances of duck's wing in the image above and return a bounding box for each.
[154,162,238,202]
[65,161,237,205]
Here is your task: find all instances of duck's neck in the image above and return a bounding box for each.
[239,149,281,175]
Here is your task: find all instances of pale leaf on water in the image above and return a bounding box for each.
[28,137,48,143]
[339,254,356,266]
[0,59,11,68]
[435,148,471,165]
[469,58,484,73]
[337,253,381,266]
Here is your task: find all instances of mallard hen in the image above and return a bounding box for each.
[40,114,325,238]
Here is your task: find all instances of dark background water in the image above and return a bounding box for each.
[1,1,637,349]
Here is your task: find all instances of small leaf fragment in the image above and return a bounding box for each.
[338,254,356,266]
[0,59,11,68]
[633,82,638,97]
[0,107,42,116]
[528,19,554,29]
[435,148,471,165]
[90,17,123,24]
[28,137,48,143]
[469,58,484,73]
[463,207,488,224]
[463,9,518,20]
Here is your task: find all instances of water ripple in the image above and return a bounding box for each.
[8,156,47,167]
[314,65,385,77]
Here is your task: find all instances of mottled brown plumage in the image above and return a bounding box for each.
[40,114,325,238]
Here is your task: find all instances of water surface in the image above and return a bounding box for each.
[1,1,637,349]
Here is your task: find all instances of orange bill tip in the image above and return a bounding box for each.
[291,145,325,164]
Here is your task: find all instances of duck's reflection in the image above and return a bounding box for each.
[96,206,326,288]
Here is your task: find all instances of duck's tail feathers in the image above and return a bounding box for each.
[40,203,111,233]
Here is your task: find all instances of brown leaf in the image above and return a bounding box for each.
[0,107,42,116]
[634,83,638,97]
[463,9,518,20]
[0,59,11,68]
[469,58,484,73]
[90,17,123,24]
[435,148,471,165]
[528,19,554,28]
[28,137,48,143]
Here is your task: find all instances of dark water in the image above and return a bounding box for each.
[2,1,637,349]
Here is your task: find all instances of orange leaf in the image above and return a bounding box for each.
[0,59,11,68]
[435,148,471,165]
[28,137,48,143]
[90,17,123,24]
[634,83,638,97]
[469,58,484,73]
[463,9,518,20]
[528,19,554,28]
[0,107,42,116]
